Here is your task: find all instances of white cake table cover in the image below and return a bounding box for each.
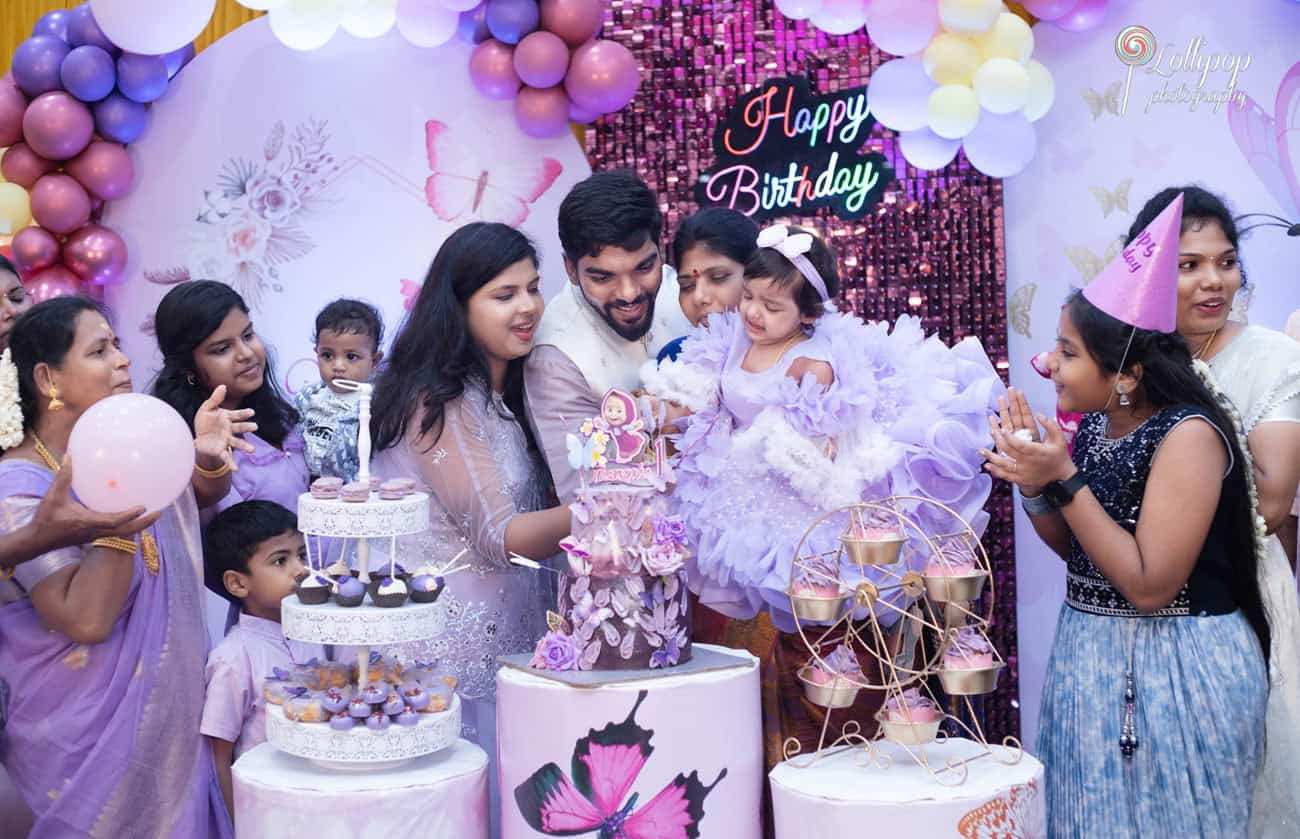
[769,738,1046,838]
[232,739,489,839]
[496,644,762,839]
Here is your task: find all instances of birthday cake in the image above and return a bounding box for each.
[530,389,693,671]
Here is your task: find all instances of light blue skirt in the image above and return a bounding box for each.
[1036,604,1267,838]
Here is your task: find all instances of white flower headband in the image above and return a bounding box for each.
[756,224,831,305]
[0,350,23,450]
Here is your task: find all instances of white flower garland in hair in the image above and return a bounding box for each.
[0,349,23,450]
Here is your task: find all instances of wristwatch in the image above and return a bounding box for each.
[1042,472,1087,508]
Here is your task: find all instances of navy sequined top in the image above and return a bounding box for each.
[1066,405,1242,618]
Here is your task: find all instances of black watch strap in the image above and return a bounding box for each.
[1045,472,1086,507]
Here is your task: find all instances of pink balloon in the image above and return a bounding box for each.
[866,0,938,56]
[65,141,134,201]
[10,227,61,275]
[469,39,522,100]
[514,30,570,88]
[1023,0,1077,19]
[22,91,95,160]
[1,143,57,190]
[514,85,572,137]
[27,265,81,303]
[68,393,196,513]
[31,174,92,234]
[1054,0,1109,32]
[63,224,127,286]
[539,0,603,47]
[565,39,639,115]
[0,82,27,148]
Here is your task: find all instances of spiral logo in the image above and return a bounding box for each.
[1115,25,1156,66]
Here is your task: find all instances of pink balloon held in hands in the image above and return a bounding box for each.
[68,393,196,514]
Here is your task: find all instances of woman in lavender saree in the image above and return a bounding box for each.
[0,298,250,838]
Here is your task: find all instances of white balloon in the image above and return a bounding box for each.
[899,128,961,170]
[269,0,345,50]
[973,58,1030,114]
[962,111,1036,177]
[927,84,980,139]
[1023,59,1055,122]
[774,0,826,20]
[809,0,869,35]
[438,0,484,11]
[90,0,217,55]
[937,0,1001,34]
[867,56,936,132]
[396,0,459,47]
[342,0,398,38]
[237,0,289,10]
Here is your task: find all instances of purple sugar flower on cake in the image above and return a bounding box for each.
[652,514,688,547]
[529,630,580,671]
[650,637,681,669]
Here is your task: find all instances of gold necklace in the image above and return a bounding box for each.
[1194,328,1220,360]
[31,434,60,472]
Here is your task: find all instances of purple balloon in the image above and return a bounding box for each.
[163,43,197,79]
[469,39,522,100]
[66,140,134,201]
[1054,0,1109,32]
[61,46,117,103]
[539,0,603,48]
[116,54,169,104]
[514,31,571,88]
[1,144,57,189]
[63,224,128,286]
[10,227,61,276]
[962,111,1036,177]
[1023,0,1076,19]
[67,5,119,54]
[565,39,639,115]
[23,92,95,160]
[12,36,73,98]
[92,93,147,144]
[0,83,27,147]
[31,174,93,235]
[568,99,601,124]
[458,6,491,44]
[514,85,571,138]
[32,10,73,42]
[27,266,81,303]
[485,0,541,45]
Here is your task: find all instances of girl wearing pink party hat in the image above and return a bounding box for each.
[983,195,1271,837]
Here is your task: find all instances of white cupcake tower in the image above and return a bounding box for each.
[271,380,460,769]
[784,496,1022,785]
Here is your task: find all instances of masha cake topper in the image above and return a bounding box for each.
[565,388,669,487]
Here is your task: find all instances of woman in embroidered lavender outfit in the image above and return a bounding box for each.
[0,297,251,837]
[370,223,570,832]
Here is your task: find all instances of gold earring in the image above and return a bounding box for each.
[47,386,64,413]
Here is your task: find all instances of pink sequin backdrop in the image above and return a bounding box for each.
[586,1,1019,740]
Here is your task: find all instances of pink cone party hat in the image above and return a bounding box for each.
[1082,192,1183,333]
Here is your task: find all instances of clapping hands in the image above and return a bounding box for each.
[980,387,1074,495]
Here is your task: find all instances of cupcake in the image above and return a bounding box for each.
[295,572,335,605]
[366,711,391,732]
[367,567,410,598]
[805,645,864,686]
[329,712,355,731]
[883,688,943,724]
[924,543,979,577]
[402,683,430,711]
[409,574,444,604]
[378,479,407,501]
[944,627,995,670]
[361,683,387,705]
[324,558,354,581]
[341,481,370,503]
[335,577,366,607]
[382,692,405,716]
[310,476,343,500]
[321,686,351,715]
[348,697,372,719]
[372,576,408,608]
[396,708,420,727]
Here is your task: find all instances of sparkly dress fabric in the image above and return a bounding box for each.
[1035,407,1268,838]
[1206,326,1300,839]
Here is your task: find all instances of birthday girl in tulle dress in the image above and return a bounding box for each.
[645,224,1002,632]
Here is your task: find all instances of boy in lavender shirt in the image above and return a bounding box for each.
[200,501,325,816]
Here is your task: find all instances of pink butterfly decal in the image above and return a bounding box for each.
[514,691,727,838]
[425,120,564,227]
[958,779,1044,838]
[400,278,421,311]
[1228,60,1300,222]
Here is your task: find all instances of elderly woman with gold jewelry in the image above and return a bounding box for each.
[0,297,251,838]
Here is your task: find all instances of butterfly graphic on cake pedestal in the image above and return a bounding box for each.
[424,120,564,228]
[514,691,728,838]
[1227,60,1300,237]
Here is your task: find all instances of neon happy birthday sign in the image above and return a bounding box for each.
[695,76,894,221]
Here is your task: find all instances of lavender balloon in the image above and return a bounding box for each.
[514,31,570,88]
[61,46,117,103]
[469,39,522,100]
[485,0,541,45]
[23,92,95,160]
[12,36,73,98]
[163,43,197,79]
[92,93,147,144]
[63,224,128,286]
[67,141,134,201]
[1054,0,1109,32]
[514,85,571,137]
[0,83,27,147]
[565,39,639,115]
[1,144,57,190]
[961,111,1036,177]
[67,5,119,54]
[458,6,491,44]
[31,174,93,234]
[32,10,74,41]
[116,54,169,104]
[568,99,601,124]
[10,227,61,276]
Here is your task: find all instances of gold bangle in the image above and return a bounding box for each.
[194,460,232,479]
[92,537,138,555]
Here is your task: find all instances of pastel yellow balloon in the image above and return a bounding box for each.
[1023,59,1055,122]
[927,84,981,139]
[974,12,1034,63]
[0,148,7,184]
[924,33,982,86]
[938,0,1001,34]
[0,183,31,236]
[974,58,1030,114]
